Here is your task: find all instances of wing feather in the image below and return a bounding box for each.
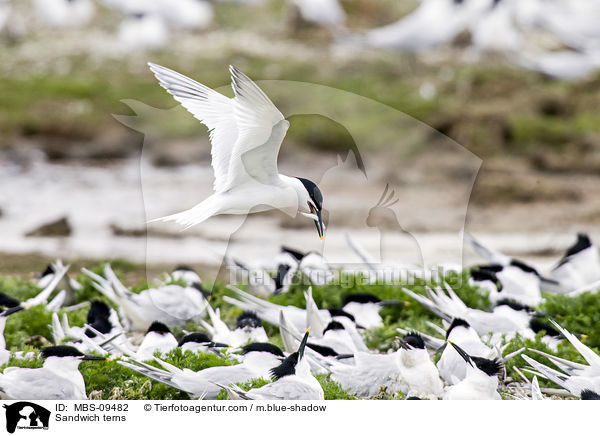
[225,65,286,190]
[148,63,237,192]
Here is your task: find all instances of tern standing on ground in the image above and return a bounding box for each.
[148,63,325,239]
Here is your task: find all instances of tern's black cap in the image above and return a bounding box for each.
[342,293,381,305]
[87,300,110,324]
[495,299,532,313]
[40,264,54,278]
[529,319,560,337]
[306,343,338,357]
[173,265,196,273]
[146,321,172,335]
[401,332,426,350]
[446,318,470,339]
[241,342,284,357]
[0,293,20,309]
[581,390,600,400]
[236,312,262,329]
[281,246,305,261]
[323,321,344,334]
[178,333,211,347]
[41,346,85,358]
[562,234,592,260]
[296,178,323,210]
[327,308,355,323]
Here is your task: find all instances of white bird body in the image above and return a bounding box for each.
[551,237,600,290]
[330,351,403,398]
[398,348,444,399]
[443,364,501,400]
[341,302,383,330]
[177,351,280,398]
[201,305,268,347]
[227,357,323,400]
[0,357,87,400]
[136,329,178,361]
[225,286,339,333]
[474,266,543,308]
[437,323,493,384]
[307,327,357,356]
[0,348,104,400]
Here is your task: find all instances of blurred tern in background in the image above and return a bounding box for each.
[32,0,95,29]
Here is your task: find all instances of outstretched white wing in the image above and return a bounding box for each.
[148,62,237,193]
[225,65,287,190]
[148,63,287,193]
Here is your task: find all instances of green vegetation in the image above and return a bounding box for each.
[0,263,598,399]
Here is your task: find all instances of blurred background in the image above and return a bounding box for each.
[1,0,599,278]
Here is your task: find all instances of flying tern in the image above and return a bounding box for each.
[147,63,325,239]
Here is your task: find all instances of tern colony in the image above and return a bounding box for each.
[0,232,599,400]
[1,63,600,400]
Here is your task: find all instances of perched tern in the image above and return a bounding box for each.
[341,293,409,330]
[83,264,209,330]
[471,263,543,307]
[178,333,229,353]
[0,346,105,400]
[221,329,323,400]
[437,318,495,384]
[224,285,360,334]
[551,234,600,292]
[136,322,178,361]
[201,307,268,348]
[396,333,444,399]
[121,342,285,399]
[147,63,325,239]
[443,341,503,400]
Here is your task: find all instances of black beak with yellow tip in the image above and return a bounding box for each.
[448,341,474,367]
[298,328,310,361]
